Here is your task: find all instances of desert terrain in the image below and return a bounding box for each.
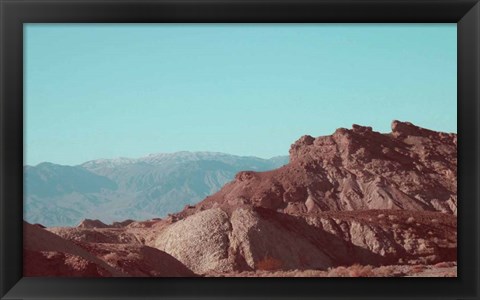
[24,120,457,277]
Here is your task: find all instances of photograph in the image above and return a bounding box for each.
[23,23,457,278]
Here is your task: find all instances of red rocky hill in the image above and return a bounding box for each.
[184,120,457,217]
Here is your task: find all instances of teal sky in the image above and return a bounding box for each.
[24,24,457,166]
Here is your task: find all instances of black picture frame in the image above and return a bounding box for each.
[1,0,479,299]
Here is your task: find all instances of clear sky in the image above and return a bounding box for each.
[24,24,457,166]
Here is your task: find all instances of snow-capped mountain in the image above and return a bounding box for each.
[24,152,289,227]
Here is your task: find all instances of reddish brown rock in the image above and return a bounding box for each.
[24,221,196,277]
[185,121,456,216]
[23,221,122,277]
[152,207,456,274]
[77,219,110,229]
[77,243,197,277]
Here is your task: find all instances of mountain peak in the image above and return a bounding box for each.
[77,219,109,229]
[289,121,456,163]
[390,120,451,138]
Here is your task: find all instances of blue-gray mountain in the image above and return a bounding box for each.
[24,151,289,227]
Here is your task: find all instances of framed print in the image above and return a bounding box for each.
[1,0,479,299]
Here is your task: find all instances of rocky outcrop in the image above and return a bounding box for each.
[154,208,233,274]
[187,121,456,217]
[24,221,196,277]
[23,221,122,277]
[77,242,196,277]
[228,208,333,271]
[77,219,110,229]
[48,227,143,245]
[152,207,456,274]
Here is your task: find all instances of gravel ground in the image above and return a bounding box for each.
[206,262,457,277]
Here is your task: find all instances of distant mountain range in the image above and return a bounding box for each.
[24,151,289,226]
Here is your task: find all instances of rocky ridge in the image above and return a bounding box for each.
[189,120,457,216]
